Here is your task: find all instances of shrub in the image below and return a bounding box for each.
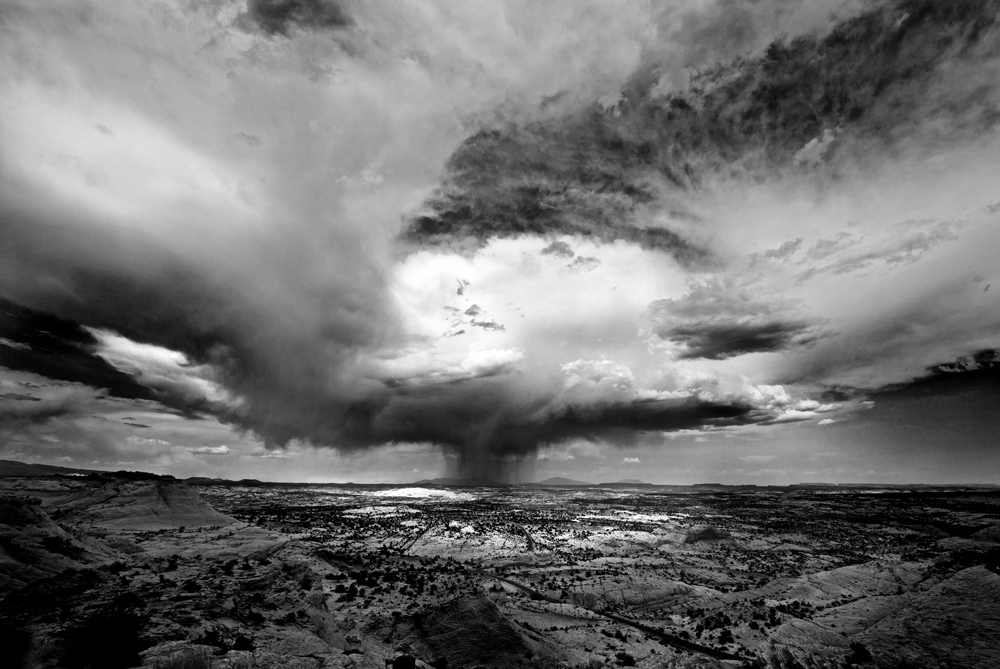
[0,622,31,669]
[614,651,636,666]
[846,640,873,665]
[392,655,417,669]
[61,593,149,669]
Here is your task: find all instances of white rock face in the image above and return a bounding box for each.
[83,481,236,530]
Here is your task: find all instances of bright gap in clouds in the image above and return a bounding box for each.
[1,0,999,483]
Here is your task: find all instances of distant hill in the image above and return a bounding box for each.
[0,459,98,477]
[185,477,266,487]
[533,477,592,486]
[616,479,644,484]
[412,477,505,488]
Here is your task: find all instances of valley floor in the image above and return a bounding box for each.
[1,475,999,668]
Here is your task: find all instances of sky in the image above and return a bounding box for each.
[1,0,999,485]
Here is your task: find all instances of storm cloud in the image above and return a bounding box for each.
[1,0,1000,482]
[648,280,823,360]
[0,298,166,408]
[243,0,352,36]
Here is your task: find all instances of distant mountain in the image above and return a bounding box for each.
[412,477,505,488]
[533,477,592,486]
[616,479,644,484]
[0,459,98,477]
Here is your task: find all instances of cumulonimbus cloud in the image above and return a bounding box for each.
[1,0,999,481]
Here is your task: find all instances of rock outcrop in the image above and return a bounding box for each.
[856,566,1000,668]
[397,597,564,668]
[60,480,236,530]
[970,523,1000,543]
[0,495,117,590]
[758,618,850,669]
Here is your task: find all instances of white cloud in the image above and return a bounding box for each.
[368,347,524,387]
[86,328,241,409]
[793,128,837,168]
[127,436,171,446]
[188,445,230,455]
[252,448,291,460]
[621,457,641,464]
[537,451,575,462]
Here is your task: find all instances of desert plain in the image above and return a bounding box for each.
[1,466,999,669]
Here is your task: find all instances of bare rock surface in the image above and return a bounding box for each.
[658,525,735,548]
[758,618,850,669]
[971,523,1000,543]
[810,594,912,636]
[395,596,565,668]
[763,559,926,604]
[856,565,1000,669]
[56,480,235,530]
[0,495,118,590]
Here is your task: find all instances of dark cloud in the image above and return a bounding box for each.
[0,297,161,406]
[0,392,41,402]
[342,380,759,480]
[823,349,1000,478]
[637,0,1000,173]
[470,320,505,332]
[401,121,712,265]
[875,350,1000,397]
[649,280,823,360]
[443,299,506,337]
[661,321,818,361]
[244,0,351,36]
[404,1,1000,267]
[0,198,393,445]
[540,241,575,259]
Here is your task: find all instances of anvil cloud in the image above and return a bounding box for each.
[1,0,999,483]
